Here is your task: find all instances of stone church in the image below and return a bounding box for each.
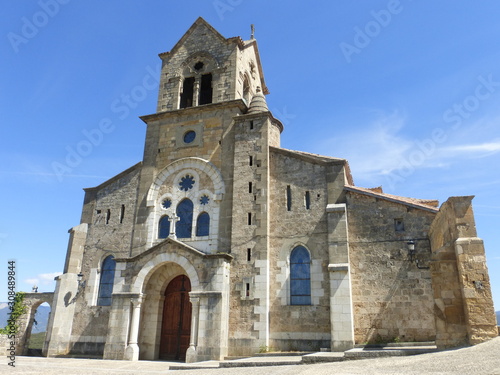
[33,18,496,362]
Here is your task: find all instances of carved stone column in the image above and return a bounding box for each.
[124,295,143,361]
[193,77,200,107]
[185,295,200,363]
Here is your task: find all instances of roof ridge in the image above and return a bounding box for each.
[345,185,439,212]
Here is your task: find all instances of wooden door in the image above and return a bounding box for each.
[159,275,192,360]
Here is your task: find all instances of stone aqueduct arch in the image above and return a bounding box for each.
[16,292,54,356]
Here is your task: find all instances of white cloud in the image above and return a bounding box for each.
[317,109,500,187]
[39,272,62,284]
[442,140,500,156]
[317,111,415,183]
[24,278,39,285]
[24,272,62,286]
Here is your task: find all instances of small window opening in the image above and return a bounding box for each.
[119,205,125,224]
[196,212,210,237]
[180,77,195,108]
[158,216,170,239]
[96,209,101,214]
[247,248,252,261]
[248,213,252,225]
[250,121,254,130]
[249,155,253,166]
[256,161,261,168]
[254,194,257,201]
[249,182,253,193]
[317,193,321,198]
[106,209,111,225]
[246,283,250,297]
[286,185,292,211]
[394,219,405,232]
[194,61,204,71]
[305,191,311,210]
[199,73,213,105]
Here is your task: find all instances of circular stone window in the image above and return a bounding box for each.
[162,198,172,209]
[183,130,196,144]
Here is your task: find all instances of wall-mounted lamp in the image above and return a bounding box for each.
[407,240,416,262]
[407,240,430,269]
[77,272,84,286]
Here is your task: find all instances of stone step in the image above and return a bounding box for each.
[345,345,438,359]
[354,341,436,348]
[219,355,303,368]
[253,351,312,357]
[301,352,345,364]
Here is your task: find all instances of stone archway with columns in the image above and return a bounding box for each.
[102,238,232,363]
[15,292,54,356]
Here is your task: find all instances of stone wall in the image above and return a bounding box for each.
[55,165,141,357]
[268,149,332,351]
[0,333,18,358]
[347,192,437,344]
[429,196,497,348]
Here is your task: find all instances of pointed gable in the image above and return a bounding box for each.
[159,17,229,61]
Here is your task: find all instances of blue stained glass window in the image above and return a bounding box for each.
[179,175,195,191]
[97,255,116,306]
[176,199,193,238]
[162,199,172,209]
[184,130,196,144]
[196,212,210,236]
[290,246,311,305]
[159,215,170,239]
[200,195,210,205]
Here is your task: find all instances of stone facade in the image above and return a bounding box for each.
[429,196,498,348]
[34,17,497,363]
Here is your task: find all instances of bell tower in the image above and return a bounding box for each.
[155,17,269,113]
[131,18,280,257]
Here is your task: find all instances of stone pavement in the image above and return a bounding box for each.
[5,337,500,375]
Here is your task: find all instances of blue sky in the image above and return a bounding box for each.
[1,1,499,313]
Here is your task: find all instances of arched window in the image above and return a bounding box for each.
[159,215,170,239]
[97,255,116,306]
[176,199,193,238]
[290,246,311,305]
[196,212,210,236]
[180,77,195,108]
[199,73,213,105]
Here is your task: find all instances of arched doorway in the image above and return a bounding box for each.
[159,275,192,360]
[26,302,51,355]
